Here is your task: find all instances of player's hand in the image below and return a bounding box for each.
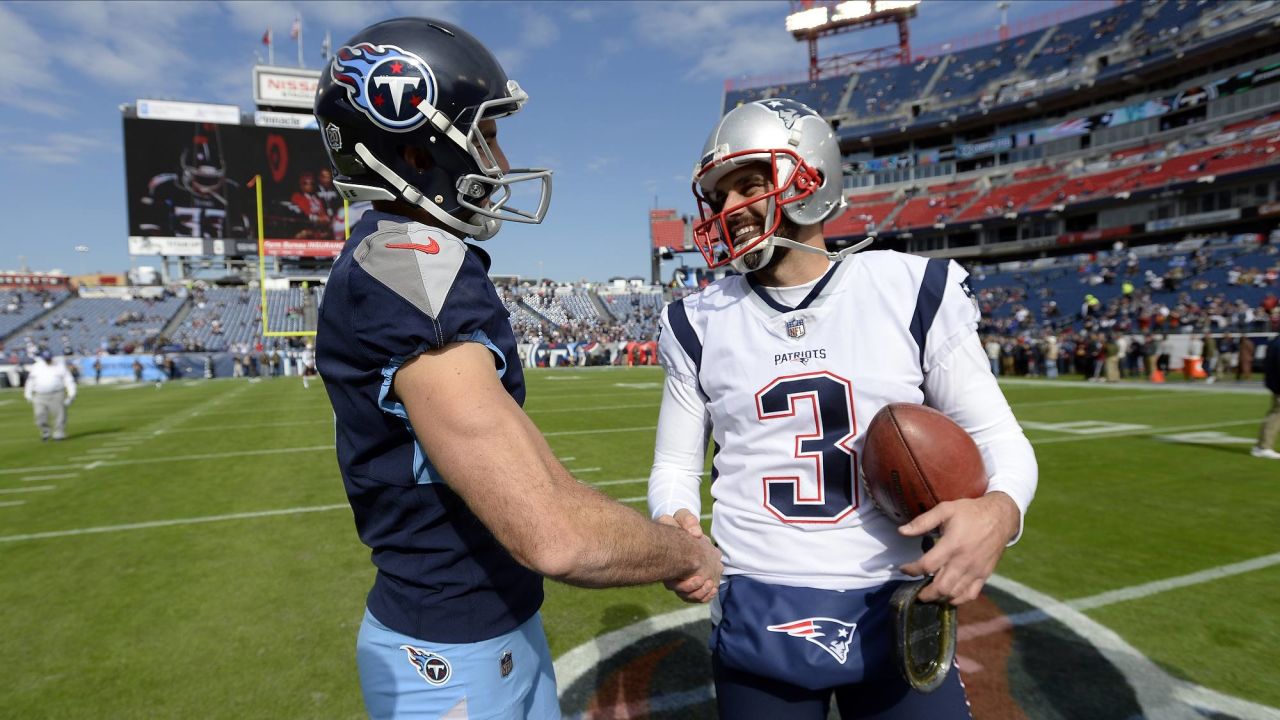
[658,512,721,603]
[663,508,704,538]
[897,492,1020,606]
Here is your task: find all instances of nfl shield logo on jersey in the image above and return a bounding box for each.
[786,318,806,339]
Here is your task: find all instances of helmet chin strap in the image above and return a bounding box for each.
[351,143,501,240]
[771,235,874,261]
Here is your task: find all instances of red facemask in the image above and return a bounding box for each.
[691,148,821,269]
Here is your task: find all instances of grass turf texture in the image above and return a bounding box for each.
[0,369,1276,717]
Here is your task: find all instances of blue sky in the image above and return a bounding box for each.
[0,0,1096,282]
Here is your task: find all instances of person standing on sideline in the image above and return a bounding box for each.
[1044,332,1059,379]
[1203,331,1219,383]
[984,335,1001,375]
[24,349,76,441]
[1252,334,1280,459]
[1238,334,1255,382]
[299,343,315,389]
[312,19,721,719]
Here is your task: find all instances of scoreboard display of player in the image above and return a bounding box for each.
[122,118,345,257]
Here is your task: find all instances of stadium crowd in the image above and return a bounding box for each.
[3,229,1278,377]
[975,237,1280,381]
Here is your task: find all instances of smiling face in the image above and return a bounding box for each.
[710,163,773,253]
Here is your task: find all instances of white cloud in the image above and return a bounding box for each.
[566,3,604,24]
[0,5,68,116]
[9,1,216,104]
[628,1,805,80]
[523,10,560,48]
[492,6,560,75]
[12,132,106,165]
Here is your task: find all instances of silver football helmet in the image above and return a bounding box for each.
[692,99,859,273]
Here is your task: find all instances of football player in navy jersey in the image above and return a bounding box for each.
[313,18,721,720]
[648,99,1038,718]
[137,122,250,239]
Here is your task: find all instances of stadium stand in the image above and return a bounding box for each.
[9,1,1280,379]
[0,290,68,341]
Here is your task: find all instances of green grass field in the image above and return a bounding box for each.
[1,369,1277,718]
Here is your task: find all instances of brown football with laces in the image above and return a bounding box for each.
[861,403,988,525]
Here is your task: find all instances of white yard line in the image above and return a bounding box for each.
[543,426,656,437]
[0,504,350,543]
[1067,552,1280,611]
[0,445,337,476]
[1001,377,1271,396]
[1029,419,1260,445]
[21,473,78,481]
[0,485,55,494]
[527,403,657,414]
[0,500,27,508]
[592,478,647,487]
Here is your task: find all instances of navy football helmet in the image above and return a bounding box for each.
[181,123,226,197]
[314,18,551,240]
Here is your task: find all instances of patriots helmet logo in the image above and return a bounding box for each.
[399,644,451,685]
[331,43,438,132]
[767,617,858,664]
[757,98,819,129]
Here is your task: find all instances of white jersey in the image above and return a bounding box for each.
[649,250,1036,591]
[24,359,76,399]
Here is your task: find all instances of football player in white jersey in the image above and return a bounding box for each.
[648,99,1038,719]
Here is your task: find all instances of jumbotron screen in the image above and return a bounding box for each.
[122,118,353,258]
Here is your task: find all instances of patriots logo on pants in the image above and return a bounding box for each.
[767,617,858,664]
[400,644,452,685]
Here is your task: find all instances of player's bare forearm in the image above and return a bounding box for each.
[396,343,721,592]
[531,423,720,592]
[898,491,1021,605]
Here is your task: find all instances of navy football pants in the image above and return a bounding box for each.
[712,653,971,720]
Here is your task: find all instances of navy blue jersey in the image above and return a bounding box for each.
[317,210,542,644]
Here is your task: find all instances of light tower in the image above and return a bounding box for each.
[785,0,921,82]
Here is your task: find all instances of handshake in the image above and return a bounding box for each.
[657,509,721,604]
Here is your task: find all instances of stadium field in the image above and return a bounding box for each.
[1,369,1277,719]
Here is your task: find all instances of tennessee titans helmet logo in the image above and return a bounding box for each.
[767,617,858,664]
[331,43,438,132]
[399,644,451,685]
[756,98,819,129]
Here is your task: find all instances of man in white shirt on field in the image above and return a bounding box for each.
[24,349,77,441]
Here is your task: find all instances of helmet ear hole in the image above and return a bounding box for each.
[401,145,436,172]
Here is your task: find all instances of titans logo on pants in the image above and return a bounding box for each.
[331,43,438,132]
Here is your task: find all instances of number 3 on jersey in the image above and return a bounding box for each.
[754,371,858,523]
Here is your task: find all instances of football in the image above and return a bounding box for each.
[861,403,988,524]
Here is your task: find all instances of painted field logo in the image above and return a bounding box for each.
[554,585,1258,719]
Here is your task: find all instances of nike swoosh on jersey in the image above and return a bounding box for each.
[385,239,440,255]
